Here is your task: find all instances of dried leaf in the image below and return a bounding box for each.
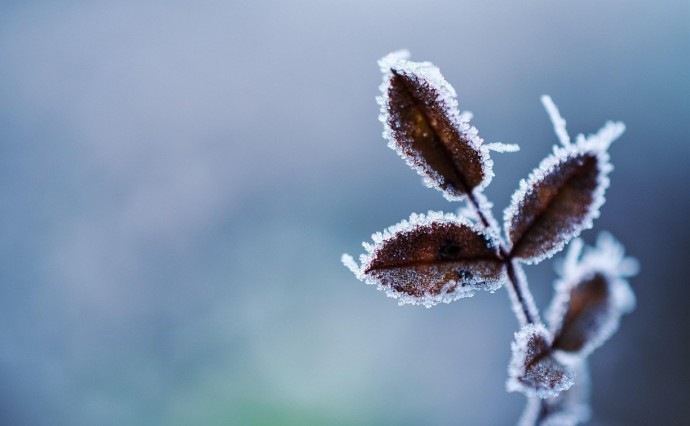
[342,211,506,307]
[553,273,611,354]
[547,234,637,358]
[504,116,624,264]
[518,362,591,426]
[507,324,574,399]
[377,51,493,200]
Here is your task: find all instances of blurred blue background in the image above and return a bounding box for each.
[0,1,688,425]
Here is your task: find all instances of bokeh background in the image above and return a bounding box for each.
[0,1,688,425]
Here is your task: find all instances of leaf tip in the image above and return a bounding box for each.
[377,49,410,72]
[589,120,626,151]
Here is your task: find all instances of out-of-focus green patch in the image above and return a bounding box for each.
[169,395,424,426]
[223,402,350,426]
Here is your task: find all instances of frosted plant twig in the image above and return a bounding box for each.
[541,95,571,147]
[343,52,636,426]
[464,190,540,326]
[485,142,521,153]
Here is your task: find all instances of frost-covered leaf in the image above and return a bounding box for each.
[519,362,591,426]
[377,51,493,200]
[504,149,603,263]
[342,211,506,307]
[547,234,637,358]
[504,97,625,264]
[507,324,574,399]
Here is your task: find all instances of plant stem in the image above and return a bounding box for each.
[466,190,540,326]
[467,189,543,423]
[505,260,539,326]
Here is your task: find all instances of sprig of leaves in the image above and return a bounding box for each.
[342,51,637,425]
[512,235,637,425]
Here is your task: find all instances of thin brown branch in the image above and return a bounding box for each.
[466,190,540,326]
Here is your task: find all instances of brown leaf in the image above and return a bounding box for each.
[342,212,506,307]
[519,362,591,426]
[504,142,612,264]
[547,234,637,357]
[507,324,574,399]
[378,51,491,200]
[552,273,610,353]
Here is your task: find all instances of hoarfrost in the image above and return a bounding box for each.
[455,191,502,242]
[506,262,541,328]
[342,211,507,308]
[507,323,575,399]
[547,233,637,358]
[459,110,474,122]
[377,50,495,200]
[541,95,571,147]
[503,97,625,264]
[456,202,480,224]
[485,142,521,153]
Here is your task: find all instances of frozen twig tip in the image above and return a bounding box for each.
[541,95,571,147]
